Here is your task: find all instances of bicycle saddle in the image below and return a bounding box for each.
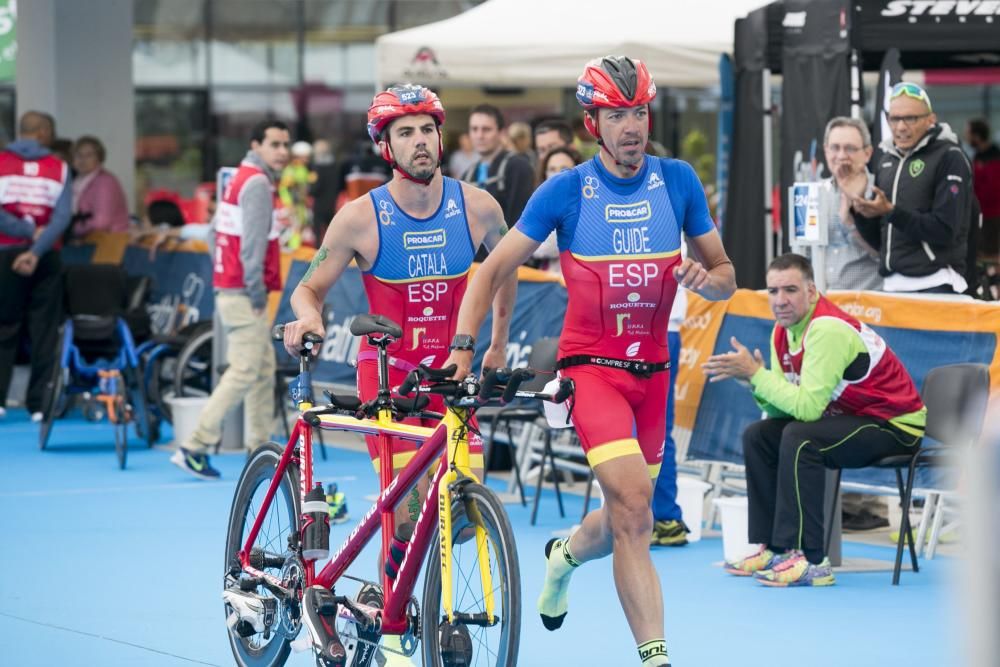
[350,314,403,339]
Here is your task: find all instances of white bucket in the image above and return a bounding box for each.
[675,477,712,542]
[712,496,758,563]
[167,396,209,447]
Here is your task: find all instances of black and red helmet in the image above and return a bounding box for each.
[576,56,656,139]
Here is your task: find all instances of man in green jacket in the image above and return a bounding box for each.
[703,253,926,586]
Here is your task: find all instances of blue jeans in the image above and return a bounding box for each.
[652,331,682,521]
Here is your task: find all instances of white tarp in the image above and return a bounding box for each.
[376,0,764,90]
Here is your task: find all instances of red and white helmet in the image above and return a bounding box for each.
[367,84,446,164]
[576,56,656,140]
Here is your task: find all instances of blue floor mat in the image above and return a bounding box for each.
[0,410,960,666]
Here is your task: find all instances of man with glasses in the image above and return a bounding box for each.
[815,117,882,291]
[851,82,973,294]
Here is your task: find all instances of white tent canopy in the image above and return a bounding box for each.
[376,0,763,90]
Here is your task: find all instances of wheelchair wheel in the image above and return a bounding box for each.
[111,373,129,470]
[39,364,67,451]
[126,366,157,447]
[174,327,214,399]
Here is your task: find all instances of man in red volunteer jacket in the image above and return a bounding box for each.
[171,120,290,479]
[0,111,72,421]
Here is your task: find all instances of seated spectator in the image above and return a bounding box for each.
[851,83,972,294]
[70,135,130,237]
[528,146,583,273]
[703,253,926,587]
[533,118,573,158]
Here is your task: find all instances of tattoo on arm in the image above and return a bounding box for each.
[301,246,329,284]
[407,487,421,522]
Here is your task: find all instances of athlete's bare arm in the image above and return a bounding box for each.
[445,223,540,379]
[284,196,379,355]
[676,227,736,301]
[462,185,519,373]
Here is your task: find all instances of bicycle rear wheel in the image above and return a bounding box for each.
[224,442,302,667]
[421,483,521,667]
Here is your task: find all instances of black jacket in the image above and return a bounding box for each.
[855,123,972,278]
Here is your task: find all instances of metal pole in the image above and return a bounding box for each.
[763,68,774,267]
[850,49,862,120]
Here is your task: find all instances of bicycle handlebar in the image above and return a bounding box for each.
[272,324,324,357]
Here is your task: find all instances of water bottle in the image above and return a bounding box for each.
[302,484,330,561]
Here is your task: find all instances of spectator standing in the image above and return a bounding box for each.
[70,135,130,237]
[534,118,574,158]
[334,135,392,212]
[814,117,882,291]
[705,253,926,587]
[170,120,290,480]
[0,111,72,421]
[966,118,1000,265]
[309,139,338,242]
[506,121,536,167]
[852,83,973,294]
[279,140,315,249]
[650,239,690,547]
[463,104,535,241]
[446,131,477,179]
[529,146,582,273]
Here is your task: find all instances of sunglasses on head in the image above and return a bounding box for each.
[890,82,933,112]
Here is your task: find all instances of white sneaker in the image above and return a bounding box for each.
[30,412,43,423]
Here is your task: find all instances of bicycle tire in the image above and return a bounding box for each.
[421,483,521,667]
[224,442,302,667]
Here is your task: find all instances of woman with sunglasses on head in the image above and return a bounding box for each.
[850,82,976,295]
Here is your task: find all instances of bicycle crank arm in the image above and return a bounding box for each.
[237,574,292,600]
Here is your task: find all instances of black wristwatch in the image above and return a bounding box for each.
[449,334,476,351]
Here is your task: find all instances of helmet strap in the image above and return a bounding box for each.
[384,135,437,186]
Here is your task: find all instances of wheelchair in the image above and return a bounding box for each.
[39,264,155,469]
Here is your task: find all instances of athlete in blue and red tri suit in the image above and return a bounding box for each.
[283,84,515,666]
[446,56,737,667]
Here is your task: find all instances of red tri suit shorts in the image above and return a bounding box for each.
[562,363,669,479]
[356,359,483,473]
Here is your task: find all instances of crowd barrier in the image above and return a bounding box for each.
[74,233,999,480]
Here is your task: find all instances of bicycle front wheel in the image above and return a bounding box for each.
[421,483,521,667]
[224,442,301,667]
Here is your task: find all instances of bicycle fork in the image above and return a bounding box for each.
[438,409,496,626]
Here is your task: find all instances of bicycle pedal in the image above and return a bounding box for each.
[313,588,338,616]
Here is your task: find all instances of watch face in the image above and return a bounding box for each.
[450,335,475,350]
